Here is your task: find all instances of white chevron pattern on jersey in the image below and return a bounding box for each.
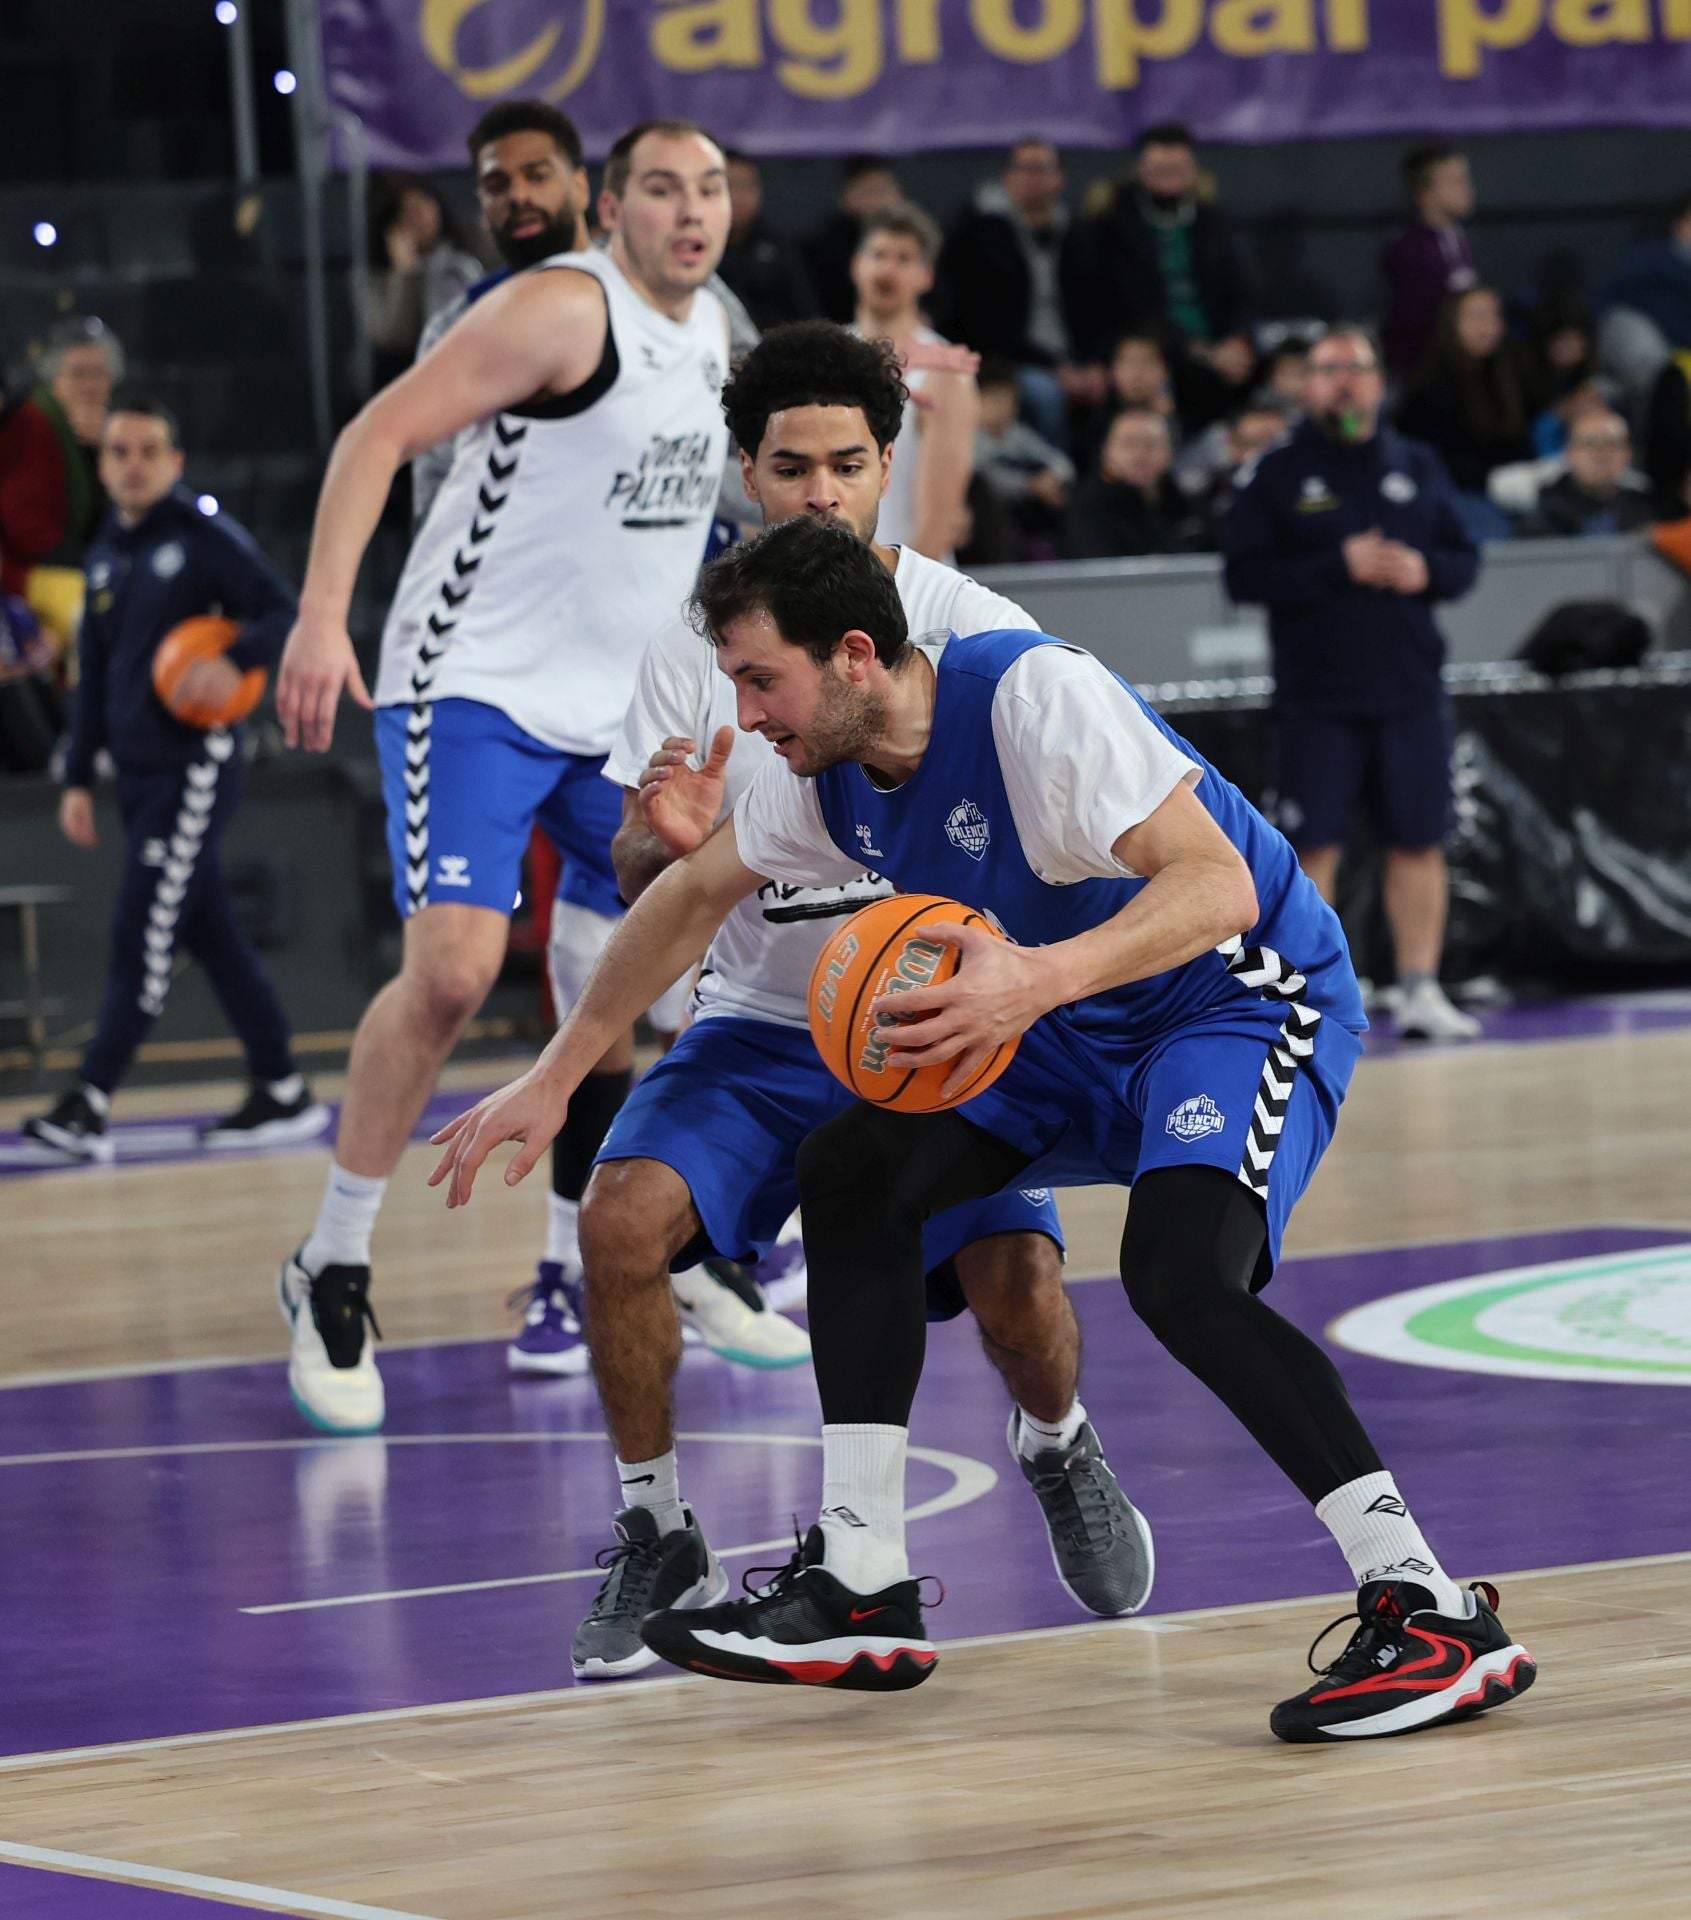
[138,727,236,1017]
[1217,932,1324,1202]
[403,414,527,913]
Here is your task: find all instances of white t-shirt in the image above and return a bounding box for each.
[604,549,1036,1029]
[732,637,1201,892]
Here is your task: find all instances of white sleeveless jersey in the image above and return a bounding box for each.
[377,250,729,754]
[604,547,1037,1030]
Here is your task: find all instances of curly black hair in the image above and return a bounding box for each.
[722,321,908,460]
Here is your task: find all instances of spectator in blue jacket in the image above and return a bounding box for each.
[1222,325,1482,1042]
[23,394,326,1162]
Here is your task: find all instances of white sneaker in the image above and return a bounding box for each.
[1395,980,1482,1043]
[277,1248,385,1433]
[671,1259,811,1369]
[758,1215,809,1312]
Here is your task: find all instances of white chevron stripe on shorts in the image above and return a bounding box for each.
[1216,932,1324,1202]
[138,728,232,1017]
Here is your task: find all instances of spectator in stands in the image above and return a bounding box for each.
[720,151,815,331]
[1642,351,1691,519]
[2,317,122,597]
[1521,407,1655,537]
[1062,122,1252,424]
[1223,324,1481,1043]
[939,137,1098,449]
[1061,407,1210,560]
[805,154,903,323]
[1397,285,1533,541]
[364,172,487,388]
[1595,191,1691,410]
[1257,338,1311,421]
[973,357,1072,551]
[954,469,1023,570]
[1380,143,1479,377]
[1523,297,1605,456]
[1187,402,1293,534]
[851,203,978,560]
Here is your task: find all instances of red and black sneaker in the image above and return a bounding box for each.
[638,1525,939,1692]
[1270,1579,1536,1744]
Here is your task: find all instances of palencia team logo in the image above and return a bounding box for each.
[1166,1094,1225,1142]
[945,798,990,860]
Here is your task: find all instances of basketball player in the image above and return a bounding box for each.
[272,121,734,1435]
[431,515,1536,1743]
[564,321,1150,1677]
[850,203,977,560]
[23,395,325,1160]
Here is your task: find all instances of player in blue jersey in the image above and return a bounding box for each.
[430,516,1536,1744]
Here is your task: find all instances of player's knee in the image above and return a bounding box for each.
[958,1232,1066,1348]
[797,1104,911,1225]
[409,953,494,1039]
[579,1161,688,1289]
[1120,1166,1265,1345]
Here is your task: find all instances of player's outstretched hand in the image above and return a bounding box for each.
[276,609,373,752]
[427,1068,571,1209]
[870,921,1055,1101]
[902,339,982,380]
[637,724,735,856]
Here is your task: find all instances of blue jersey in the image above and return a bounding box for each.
[811,629,1364,1040]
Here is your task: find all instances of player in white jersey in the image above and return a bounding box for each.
[271,122,734,1435]
[552,322,1151,1679]
[850,203,978,560]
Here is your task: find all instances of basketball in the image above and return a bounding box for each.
[151,615,267,728]
[806,892,1020,1113]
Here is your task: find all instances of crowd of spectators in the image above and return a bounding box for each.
[709,126,1691,568]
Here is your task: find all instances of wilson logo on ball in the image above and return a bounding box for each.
[806,894,1020,1115]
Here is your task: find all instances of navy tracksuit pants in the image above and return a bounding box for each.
[80,729,296,1094]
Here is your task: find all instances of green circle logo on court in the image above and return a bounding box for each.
[1330,1245,1691,1385]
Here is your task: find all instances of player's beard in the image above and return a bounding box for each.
[495,209,578,269]
[788,673,887,778]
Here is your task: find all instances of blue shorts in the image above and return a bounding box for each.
[1272,701,1453,851]
[375,697,624,919]
[595,1016,1065,1321]
[957,993,1365,1287]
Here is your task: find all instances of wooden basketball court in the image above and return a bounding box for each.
[3,1009,1689,1917]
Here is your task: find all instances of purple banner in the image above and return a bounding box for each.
[320,0,1691,169]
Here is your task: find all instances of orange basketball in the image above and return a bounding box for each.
[806,893,1020,1114]
[151,615,267,728]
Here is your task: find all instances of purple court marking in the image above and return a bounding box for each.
[0,1861,299,1917]
[7,989,1691,1179]
[2,1225,1687,1760]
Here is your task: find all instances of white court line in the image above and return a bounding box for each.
[1,1545,1683,1780]
[0,1838,439,1920]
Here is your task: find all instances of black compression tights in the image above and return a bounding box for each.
[1120,1164,1383,1504]
[797,1105,1382,1505]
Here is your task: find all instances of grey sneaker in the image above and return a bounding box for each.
[571,1506,729,1681]
[1009,1410,1155,1617]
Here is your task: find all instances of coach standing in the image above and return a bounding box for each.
[23,394,324,1162]
[1222,324,1480,1042]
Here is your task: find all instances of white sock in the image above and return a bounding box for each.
[1316,1472,1467,1616]
[546,1194,581,1267]
[301,1162,388,1272]
[817,1423,908,1591]
[614,1450,687,1535]
[1016,1396,1088,1460]
[80,1082,111,1118]
[266,1072,305,1104]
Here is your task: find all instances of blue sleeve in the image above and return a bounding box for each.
[1415,453,1480,604]
[1221,465,1348,607]
[201,516,299,673]
[62,600,109,789]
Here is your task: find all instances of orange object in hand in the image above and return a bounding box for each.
[806,892,1021,1114]
[151,615,267,728]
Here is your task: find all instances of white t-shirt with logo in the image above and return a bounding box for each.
[732,637,1201,891]
[603,548,1036,1030]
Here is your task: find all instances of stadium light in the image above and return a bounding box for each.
[215,2,238,24]
[196,495,221,516]
[33,221,58,248]
[273,68,297,95]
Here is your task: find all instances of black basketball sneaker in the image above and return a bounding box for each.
[639,1525,938,1692]
[1271,1578,1536,1743]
